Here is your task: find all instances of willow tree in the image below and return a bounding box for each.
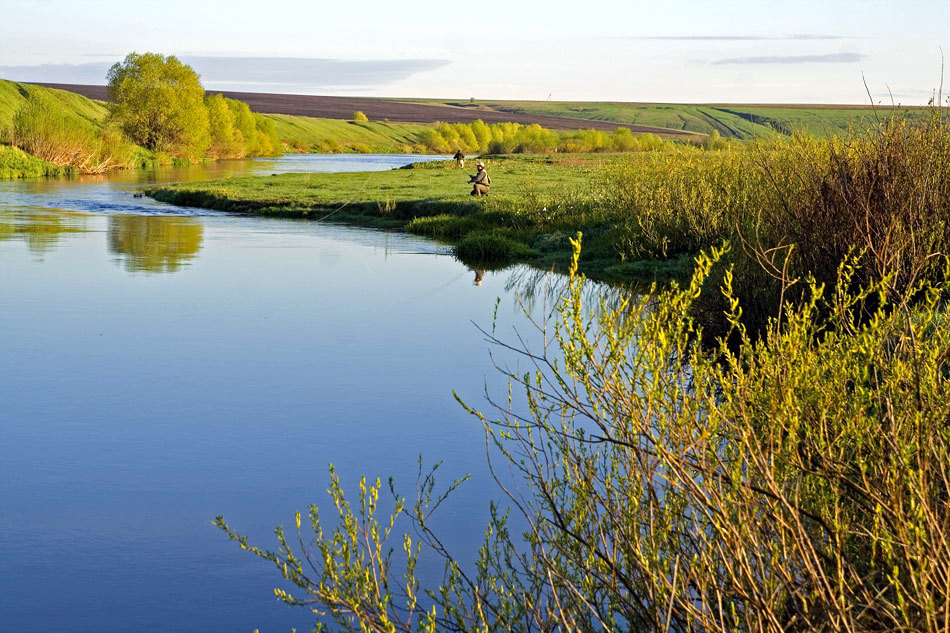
[107,52,210,159]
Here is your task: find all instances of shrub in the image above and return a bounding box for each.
[352,110,369,122]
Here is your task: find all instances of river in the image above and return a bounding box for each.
[0,155,564,632]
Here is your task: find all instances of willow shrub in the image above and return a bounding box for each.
[216,238,949,632]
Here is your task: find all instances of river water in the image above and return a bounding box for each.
[0,155,565,632]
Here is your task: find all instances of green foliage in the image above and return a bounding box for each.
[703,128,729,150]
[351,110,369,122]
[218,240,950,631]
[206,93,240,159]
[0,72,279,177]
[250,113,281,157]
[264,114,426,153]
[152,114,950,320]
[107,52,211,158]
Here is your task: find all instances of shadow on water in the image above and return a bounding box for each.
[107,215,204,273]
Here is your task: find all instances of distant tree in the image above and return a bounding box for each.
[352,111,369,122]
[107,52,210,158]
[704,129,728,150]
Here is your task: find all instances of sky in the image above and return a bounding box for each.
[1,0,947,104]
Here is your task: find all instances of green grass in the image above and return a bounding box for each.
[0,145,72,178]
[0,79,109,134]
[412,98,933,140]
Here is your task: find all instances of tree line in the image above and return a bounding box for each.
[415,120,688,154]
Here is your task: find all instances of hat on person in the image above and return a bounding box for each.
[476,161,485,167]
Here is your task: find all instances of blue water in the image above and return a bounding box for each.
[0,155,557,632]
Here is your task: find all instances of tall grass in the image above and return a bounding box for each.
[597,113,950,332]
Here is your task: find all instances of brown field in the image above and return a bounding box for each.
[33,83,698,139]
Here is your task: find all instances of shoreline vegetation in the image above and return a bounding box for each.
[207,107,950,632]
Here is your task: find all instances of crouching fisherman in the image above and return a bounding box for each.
[469,161,490,196]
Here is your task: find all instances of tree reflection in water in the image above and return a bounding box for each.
[0,210,88,255]
[502,264,649,319]
[108,215,204,273]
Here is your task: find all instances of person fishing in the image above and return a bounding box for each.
[453,149,465,168]
[469,161,490,196]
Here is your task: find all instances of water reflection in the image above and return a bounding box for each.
[108,215,204,273]
[503,264,642,315]
[0,210,88,255]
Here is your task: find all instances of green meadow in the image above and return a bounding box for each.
[146,155,618,267]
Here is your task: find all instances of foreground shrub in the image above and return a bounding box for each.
[217,240,950,632]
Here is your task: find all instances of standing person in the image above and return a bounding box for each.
[469,161,490,196]
[453,149,465,168]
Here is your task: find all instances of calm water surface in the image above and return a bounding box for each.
[0,155,560,632]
